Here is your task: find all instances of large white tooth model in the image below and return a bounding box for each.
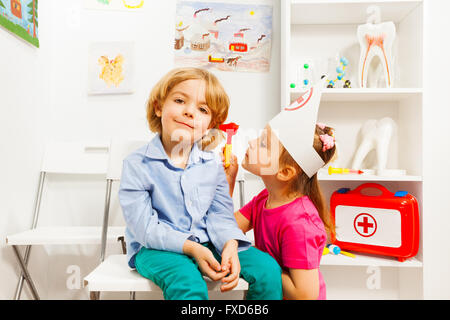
[357,6,396,88]
[351,117,399,176]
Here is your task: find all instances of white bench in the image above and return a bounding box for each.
[84,254,249,299]
[83,138,249,300]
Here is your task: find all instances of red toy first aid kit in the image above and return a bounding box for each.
[330,183,420,262]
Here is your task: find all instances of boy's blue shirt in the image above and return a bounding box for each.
[119,134,251,268]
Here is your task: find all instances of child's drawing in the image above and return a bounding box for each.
[175,1,273,73]
[88,42,134,95]
[0,0,39,47]
[98,54,125,88]
[84,0,144,11]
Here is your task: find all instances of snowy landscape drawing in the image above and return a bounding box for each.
[174,1,273,73]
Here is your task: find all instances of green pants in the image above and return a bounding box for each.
[134,243,282,300]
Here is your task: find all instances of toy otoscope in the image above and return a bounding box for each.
[328,166,364,175]
[219,122,239,168]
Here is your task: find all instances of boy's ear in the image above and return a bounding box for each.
[276,165,298,182]
[154,102,162,117]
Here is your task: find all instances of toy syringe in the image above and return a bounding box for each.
[323,244,356,258]
[219,122,239,168]
[328,166,364,175]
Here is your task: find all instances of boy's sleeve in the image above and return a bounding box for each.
[205,164,252,255]
[119,159,193,254]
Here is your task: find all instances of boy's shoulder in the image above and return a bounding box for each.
[124,143,149,164]
[123,134,163,164]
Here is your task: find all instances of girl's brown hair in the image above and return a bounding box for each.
[146,67,229,150]
[279,125,337,240]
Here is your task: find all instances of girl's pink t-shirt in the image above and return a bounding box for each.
[240,188,327,300]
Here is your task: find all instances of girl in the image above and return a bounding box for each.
[224,123,336,300]
[119,67,282,300]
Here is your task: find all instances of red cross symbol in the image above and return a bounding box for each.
[353,213,377,237]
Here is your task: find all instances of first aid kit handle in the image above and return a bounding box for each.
[352,183,393,197]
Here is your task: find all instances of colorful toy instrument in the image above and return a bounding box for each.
[219,122,239,168]
[330,183,419,262]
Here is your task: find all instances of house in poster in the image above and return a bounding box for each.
[10,0,21,19]
[0,0,39,47]
[229,30,248,53]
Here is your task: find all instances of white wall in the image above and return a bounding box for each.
[2,0,450,301]
[0,0,279,299]
[422,0,450,299]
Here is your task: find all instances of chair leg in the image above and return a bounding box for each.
[238,180,245,208]
[118,236,127,254]
[90,291,100,300]
[14,172,46,300]
[12,246,40,300]
[14,274,26,300]
[100,179,113,262]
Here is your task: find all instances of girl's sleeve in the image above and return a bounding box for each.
[119,159,193,254]
[239,193,260,225]
[281,216,326,270]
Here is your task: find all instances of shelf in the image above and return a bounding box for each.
[242,171,422,182]
[318,173,422,182]
[321,252,422,268]
[291,0,422,25]
[290,88,423,102]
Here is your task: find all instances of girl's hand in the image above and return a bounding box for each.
[219,240,241,292]
[221,147,239,196]
[184,240,228,281]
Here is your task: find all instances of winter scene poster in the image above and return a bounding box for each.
[0,0,39,47]
[174,1,273,73]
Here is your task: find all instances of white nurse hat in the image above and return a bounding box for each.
[269,78,326,178]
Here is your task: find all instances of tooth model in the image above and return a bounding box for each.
[357,21,396,88]
[351,117,396,176]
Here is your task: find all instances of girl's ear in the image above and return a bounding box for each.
[276,165,298,182]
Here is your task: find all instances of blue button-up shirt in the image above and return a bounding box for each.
[119,134,251,268]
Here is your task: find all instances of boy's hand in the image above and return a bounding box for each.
[219,240,241,292]
[221,147,239,196]
[184,240,228,281]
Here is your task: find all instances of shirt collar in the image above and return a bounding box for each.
[145,133,215,165]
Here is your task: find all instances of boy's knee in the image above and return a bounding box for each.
[251,253,282,285]
[262,258,282,284]
[163,273,208,300]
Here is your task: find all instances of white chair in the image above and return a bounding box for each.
[84,139,249,300]
[5,141,126,300]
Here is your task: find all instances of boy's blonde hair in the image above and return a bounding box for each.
[146,67,229,150]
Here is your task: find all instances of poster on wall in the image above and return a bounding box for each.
[174,1,273,73]
[0,0,39,47]
[84,0,145,11]
[88,41,135,95]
